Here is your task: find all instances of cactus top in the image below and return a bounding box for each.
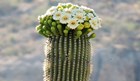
[36,3,102,39]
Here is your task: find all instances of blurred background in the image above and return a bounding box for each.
[0,0,140,81]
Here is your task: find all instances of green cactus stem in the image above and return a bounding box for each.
[43,31,91,81]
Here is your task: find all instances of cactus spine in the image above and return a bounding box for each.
[44,31,91,81]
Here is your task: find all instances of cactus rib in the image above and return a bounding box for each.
[44,34,91,81]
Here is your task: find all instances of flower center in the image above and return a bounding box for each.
[92,21,96,25]
[71,21,76,25]
[50,9,54,12]
[66,11,71,13]
[63,16,68,20]
[77,16,82,19]
[56,13,60,17]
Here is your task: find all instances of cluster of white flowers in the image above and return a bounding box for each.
[40,3,102,30]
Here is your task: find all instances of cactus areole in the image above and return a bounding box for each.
[36,3,102,81]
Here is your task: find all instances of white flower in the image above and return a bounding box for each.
[74,13,84,23]
[53,11,62,20]
[81,6,88,9]
[73,8,83,13]
[81,6,94,12]
[60,13,71,24]
[67,18,79,29]
[89,17,101,29]
[38,14,45,20]
[64,8,72,14]
[74,4,79,8]
[46,6,57,15]
[72,8,85,16]
[87,13,94,19]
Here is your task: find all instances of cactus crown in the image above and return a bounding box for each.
[36,3,102,39]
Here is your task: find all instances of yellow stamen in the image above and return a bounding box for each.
[63,16,68,20]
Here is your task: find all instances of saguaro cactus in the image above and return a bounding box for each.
[36,3,101,81]
[44,33,91,81]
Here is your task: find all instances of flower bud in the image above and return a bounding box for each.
[67,3,72,8]
[47,20,52,26]
[58,7,63,11]
[77,24,84,30]
[63,30,68,36]
[57,24,63,35]
[88,33,96,39]
[49,16,53,20]
[39,17,44,24]
[84,22,90,28]
[42,30,49,37]
[43,31,46,34]
[87,28,93,32]
[51,27,58,35]
[85,16,90,21]
[76,30,82,39]
[43,20,47,25]
[83,28,93,35]
[52,22,57,27]
[37,29,43,34]
[65,26,70,30]
[36,25,41,31]
[56,20,60,24]
[42,26,46,30]
[85,10,92,13]
[45,30,51,35]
